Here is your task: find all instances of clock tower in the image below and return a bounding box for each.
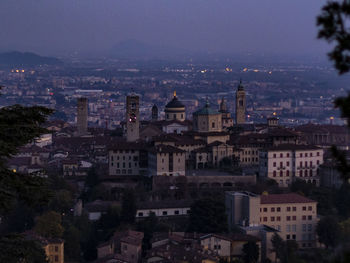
[126,93,140,142]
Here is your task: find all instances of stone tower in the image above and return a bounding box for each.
[126,93,140,142]
[151,104,158,121]
[77,97,88,136]
[235,80,246,124]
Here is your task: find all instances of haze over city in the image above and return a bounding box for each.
[0,0,328,57]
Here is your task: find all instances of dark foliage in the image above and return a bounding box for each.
[317,1,350,74]
[188,198,228,233]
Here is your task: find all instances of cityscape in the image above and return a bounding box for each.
[1,1,350,263]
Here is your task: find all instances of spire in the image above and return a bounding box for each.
[205,96,210,107]
[238,79,244,91]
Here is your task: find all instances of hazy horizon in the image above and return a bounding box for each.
[0,1,330,58]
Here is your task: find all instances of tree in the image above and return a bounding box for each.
[34,211,64,238]
[316,216,341,249]
[242,241,259,263]
[0,97,53,262]
[63,225,81,261]
[187,198,228,233]
[0,234,48,263]
[317,0,350,74]
[0,104,53,212]
[121,188,137,224]
[271,233,284,263]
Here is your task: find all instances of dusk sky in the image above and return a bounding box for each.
[0,0,329,57]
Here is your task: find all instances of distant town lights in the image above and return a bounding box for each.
[243,68,248,72]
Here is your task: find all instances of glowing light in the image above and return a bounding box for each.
[268,71,272,74]
[243,68,248,72]
[273,112,277,116]
[330,116,334,120]
[16,70,19,73]
[12,169,16,173]
[225,67,232,72]
[173,90,177,97]
[21,70,25,73]
[200,70,206,73]
[253,69,259,72]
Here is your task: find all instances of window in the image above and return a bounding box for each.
[287,153,290,157]
[292,225,297,232]
[174,210,179,215]
[263,217,267,222]
[55,246,58,252]
[300,161,302,167]
[287,161,290,167]
[280,153,283,158]
[305,161,308,167]
[280,162,283,167]
[277,207,281,212]
[308,206,312,211]
[271,216,275,222]
[55,256,59,262]
[317,160,320,165]
[304,170,308,177]
[273,154,276,158]
[300,153,303,157]
[273,162,276,167]
[271,207,275,212]
[292,234,296,240]
[286,234,290,240]
[292,207,296,211]
[302,224,307,232]
[310,153,313,157]
[308,224,312,231]
[162,211,168,216]
[280,171,283,177]
[263,208,267,212]
[317,152,320,156]
[286,170,290,177]
[308,215,312,220]
[273,171,276,177]
[292,216,296,220]
[138,212,144,217]
[287,207,291,212]
[305,153,308,157]
[302,206,306,211]
[302,215,307,220]
[299,170,302,177]
[212,122,215,128]
[287,216,291,221]
[287,225,291,232]
[277,216,281,221]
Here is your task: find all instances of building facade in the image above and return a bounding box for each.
[77,97,88,136]
[126,93,140,142]
[259,145,324,187]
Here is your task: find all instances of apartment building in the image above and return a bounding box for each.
[259,144,323,187]
[225,192,318,249]
[148,144,186,176]
[260,193,318,248]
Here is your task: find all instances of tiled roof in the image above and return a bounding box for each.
[260,193,315,204]
[267,144,321,151]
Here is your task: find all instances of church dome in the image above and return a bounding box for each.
[165,91,185,109]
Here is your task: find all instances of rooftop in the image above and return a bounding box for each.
[260,193,316,204]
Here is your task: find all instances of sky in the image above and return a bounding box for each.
[0,0,329,57]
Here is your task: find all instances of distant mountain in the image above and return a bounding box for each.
[110,39,195,60]
[0,51,62,67]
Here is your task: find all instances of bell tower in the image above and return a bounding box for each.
[126,93,140,142]
[235,80,246,124]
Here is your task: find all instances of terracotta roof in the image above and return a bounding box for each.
[267,144,321,151]
[149,144,186,154]
[260,193,316,204]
